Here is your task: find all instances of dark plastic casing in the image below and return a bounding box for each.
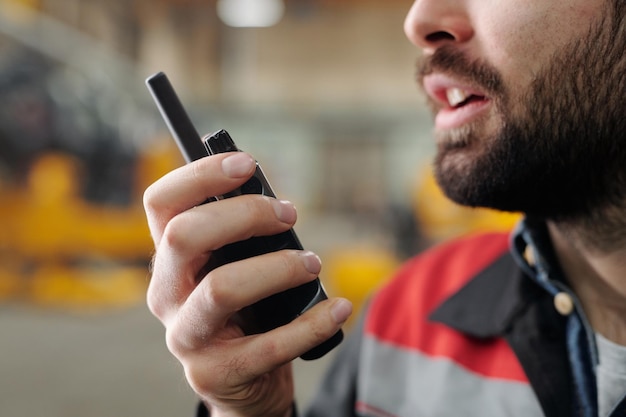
[203,130,343,360]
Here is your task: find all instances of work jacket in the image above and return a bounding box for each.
[198,218,626,416]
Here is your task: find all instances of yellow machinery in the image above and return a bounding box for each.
[0,138,180,311]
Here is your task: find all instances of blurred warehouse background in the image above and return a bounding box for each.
[0,0,520,415]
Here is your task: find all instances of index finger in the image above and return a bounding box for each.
[143,152,256,246]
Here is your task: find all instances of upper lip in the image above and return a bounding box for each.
[422,73,489,109]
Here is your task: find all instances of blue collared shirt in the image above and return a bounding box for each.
[511,217,626,417]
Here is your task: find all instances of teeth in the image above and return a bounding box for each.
[446,88,470,107]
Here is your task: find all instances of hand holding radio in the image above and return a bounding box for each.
[142,72,352,416]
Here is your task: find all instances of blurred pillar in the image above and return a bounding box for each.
[136,0,219,102]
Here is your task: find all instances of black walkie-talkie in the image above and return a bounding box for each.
[145,72,343,360]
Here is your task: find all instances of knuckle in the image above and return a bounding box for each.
[276,250,299,278]
[241,196,264,222]
[184,360,218,396]
[311,320,328,341]
[299,311,328,342]
[146,284,162,318]
[142,182,158,212]
[146,275,171,322]
[241,195,272,224]
[161,214,191,253]
[165,322,189,358]
[271,250,310,288]
[203,269,233,308]
[184,364,206,394]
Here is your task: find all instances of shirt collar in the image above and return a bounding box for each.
[429,217,553,338]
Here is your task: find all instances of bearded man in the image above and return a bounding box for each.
[143,0,626,416]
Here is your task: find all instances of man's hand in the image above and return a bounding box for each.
[143,152,352,417]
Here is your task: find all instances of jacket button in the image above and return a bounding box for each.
[554,292,574,316]
[523,246,536,267]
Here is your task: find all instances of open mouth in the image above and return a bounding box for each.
[433,86,491,130]
[446,87,487,109]
[422,74,492,130]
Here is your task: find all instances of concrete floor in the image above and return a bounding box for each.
[0,304,333,417]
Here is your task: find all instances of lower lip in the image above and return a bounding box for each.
[434,99,491,130]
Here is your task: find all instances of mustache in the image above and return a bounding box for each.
[417,46,505,96]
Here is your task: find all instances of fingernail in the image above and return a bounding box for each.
[331,298,353,324]
[272,199,297,224]
[222,153,255,178]
[300,251,322,275]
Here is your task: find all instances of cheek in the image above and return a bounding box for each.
[480,13,553,83]
[474,1,602,90]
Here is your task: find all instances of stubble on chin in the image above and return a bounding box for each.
[433,124,478,183]
[431,109,509,208]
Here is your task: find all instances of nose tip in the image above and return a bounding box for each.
[404,1,474,53]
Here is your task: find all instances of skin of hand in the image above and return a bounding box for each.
[143,151,353,417]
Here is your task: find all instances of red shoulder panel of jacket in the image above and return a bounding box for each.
[364,232,528,382]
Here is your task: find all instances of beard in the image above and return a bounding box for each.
[418,2,626,226]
